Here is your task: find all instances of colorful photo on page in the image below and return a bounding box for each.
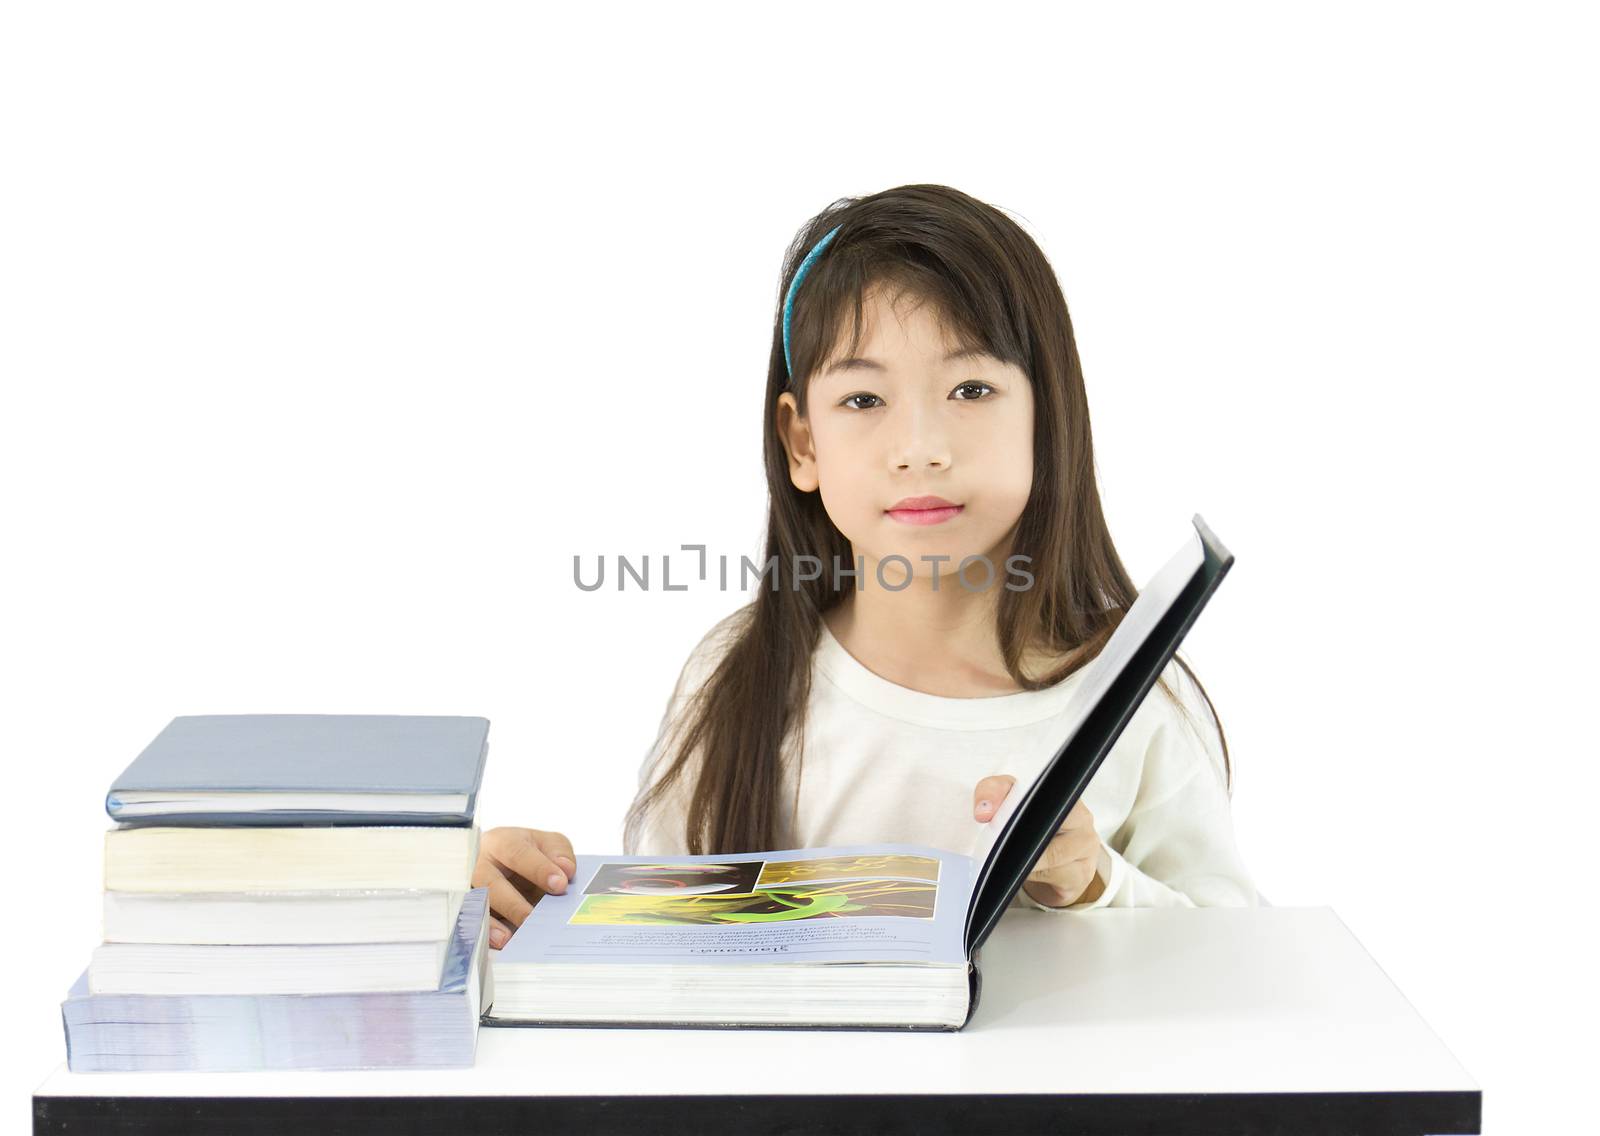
[754,853,941,887]
[567,878,938,925]
[582,860,766,897]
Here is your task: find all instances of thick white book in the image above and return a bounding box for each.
[101,889,467,944]
[63,890,491,1071]
[488,843,976,1029]
[88,933,456,996]
[102,824,479,892]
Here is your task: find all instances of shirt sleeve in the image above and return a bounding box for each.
[1015,666,1260,911]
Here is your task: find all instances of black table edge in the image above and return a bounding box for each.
[33,1088,1482,1135]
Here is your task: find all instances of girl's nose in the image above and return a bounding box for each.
[890,403,952,471]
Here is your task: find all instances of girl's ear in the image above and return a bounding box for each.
[775,391,820,492]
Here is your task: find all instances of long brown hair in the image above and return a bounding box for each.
[626,183,1231,856]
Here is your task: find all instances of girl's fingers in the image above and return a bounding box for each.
[1029,831,1098,878]
[974,774,1018,821]
[535,830,578,875]
[479,860,535,927]
[489,914,514,950]
[1063,797,1095,830]
[492,830,570,896]
[1046,798,1096,839]
[470,846,500,891]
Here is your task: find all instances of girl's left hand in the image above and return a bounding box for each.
[974,774,1104,907]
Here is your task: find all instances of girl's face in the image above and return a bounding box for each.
[776,284,1035,583]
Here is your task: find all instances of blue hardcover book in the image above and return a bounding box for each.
[62,889,491,1072]
[105,714,489,827]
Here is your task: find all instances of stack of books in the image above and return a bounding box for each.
[60,714,493,1071]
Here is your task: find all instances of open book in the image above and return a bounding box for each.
[486,515,1233,1031]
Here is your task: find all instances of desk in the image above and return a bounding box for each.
[32,906,1480,1135]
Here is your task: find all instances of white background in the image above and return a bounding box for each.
[2,2,1594,1131]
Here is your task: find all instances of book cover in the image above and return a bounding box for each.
[105,713,489,826]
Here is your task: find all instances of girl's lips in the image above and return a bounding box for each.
[885,504,964,526]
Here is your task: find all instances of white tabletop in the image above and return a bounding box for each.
[36,906,1476,1099]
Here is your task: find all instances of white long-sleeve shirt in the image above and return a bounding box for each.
[626,608,1260,913]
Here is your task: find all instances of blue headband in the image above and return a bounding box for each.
[782,224,843,382]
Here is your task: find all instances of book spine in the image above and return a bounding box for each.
[105,810,475,828]
[959,959,982,1030]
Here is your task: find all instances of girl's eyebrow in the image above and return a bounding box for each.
[821,346,992,376]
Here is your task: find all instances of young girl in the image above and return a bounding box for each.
[474,184,1258,948]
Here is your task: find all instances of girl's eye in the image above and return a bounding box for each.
[841,393,883,410]
[840,383,992,409]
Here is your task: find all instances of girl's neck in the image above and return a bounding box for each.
[822,580,1026,698]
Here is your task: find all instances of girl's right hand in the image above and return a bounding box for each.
[472,826,578,949]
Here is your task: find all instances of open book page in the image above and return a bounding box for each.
[969,528,1208,874]
[498,843,973,967]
